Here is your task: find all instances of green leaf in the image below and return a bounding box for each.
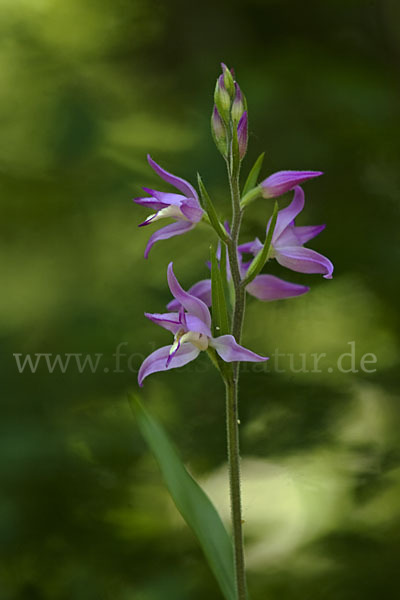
[210,245,230,337]
[242,152,265,197]
[197,174,229,242]
[218,242,233,325]
[131,397,236,600]
[242,200,279,286]
[220,240,228,284]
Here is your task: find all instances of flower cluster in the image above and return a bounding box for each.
[133,64,333,386]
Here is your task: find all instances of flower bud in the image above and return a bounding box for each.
[237,111,248,160]
[260,170,323,198]
[214,74,231,122]
[221,62,235,99]
[231,83,246,124]
[211,105,228,158]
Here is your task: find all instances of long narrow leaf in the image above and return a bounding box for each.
[211,245,230,337]
[131,397,236,600]
[197,174,229,242]
[220,241,228,285]
[219,243,233,317]
[242,200,279,286]
[242,152,265,197]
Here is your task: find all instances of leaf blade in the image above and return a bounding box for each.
[211,245,230,337]
[131,397,236,600]
[197,174,229,242]
[242,200,279,286]
[242,152,265,197]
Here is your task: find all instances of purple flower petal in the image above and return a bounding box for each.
[144,221,194,258]
[210,335,268,362]
[134,191,186,213]
[138,343,200,386]
[239,259,252,278]
[292,224,326,244]
[180,198,204,223]
[178,305,187,329]
[147,155,199,202]
[261,170,323,199]
[184,314,212,337]
[133,196,166,211]
[246,275,309,301]
[167,279,212,310]
[167,263,212,329]
[142,189,185,205]
[269,186,305,242]
[277,224,326,247]
[144,312,182,334]
[238,238,263,256]
[275,246,334,279]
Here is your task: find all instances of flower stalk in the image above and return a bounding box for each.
[225,372,247,600]
[224,175,248,599]
[224,93,249,599]
[133,61,332,600]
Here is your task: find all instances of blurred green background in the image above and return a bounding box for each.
[1,0,400,598]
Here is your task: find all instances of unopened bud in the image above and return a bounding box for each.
[232,83,246,124]
[211,105,228,157]
[214,74,231,122]
[237,111,248,160]
[260,170,323,198]
[221,62,235,99]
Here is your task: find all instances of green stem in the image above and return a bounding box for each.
[224,160,248,600]
[227,165,246,341]
[225,376,247,600]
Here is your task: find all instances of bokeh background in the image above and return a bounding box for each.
[2,0,400,598]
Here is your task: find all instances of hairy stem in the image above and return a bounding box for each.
[225,376,247,600]
[225,163,248,600]
[227,171,246,342]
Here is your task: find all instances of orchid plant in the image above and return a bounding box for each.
[133,64,333,600]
